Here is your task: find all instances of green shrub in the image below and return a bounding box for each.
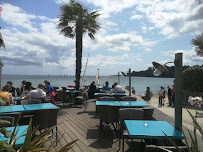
[183,66,203,92]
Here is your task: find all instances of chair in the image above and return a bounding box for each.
[119,108,144,151]
[99,96,115,101]
[20,99,41,125]
[56,90,70,106]
[0,116,15,127]
[20,99,41,105]
[99,105,120,138]
[121,96,137,101]
[96,97,116,113]
[143,108,154,120]
[33,108,59,138]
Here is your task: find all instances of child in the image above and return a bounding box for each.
[132,87,135,95]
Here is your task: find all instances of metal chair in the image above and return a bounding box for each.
[121,96,137,101]
[20,99,41,125]
[99,105,120,138]
[33,108,59,138]
[143,108,154,120]
[0,116,15,127]
[56,90,70,106]
[119,108,144,151]
[99,96,115,101]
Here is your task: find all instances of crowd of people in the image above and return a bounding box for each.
[88,81,129,99]
[157,85,175,108]
[0,80,55,105]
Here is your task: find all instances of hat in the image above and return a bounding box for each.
[7,81,13,84]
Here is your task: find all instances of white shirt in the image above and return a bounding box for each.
[28,88,46,99]
[158,89,164,96]
[114,85,123,91]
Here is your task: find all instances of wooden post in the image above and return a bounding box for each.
[129,68,131,96]
[174,53,183,131]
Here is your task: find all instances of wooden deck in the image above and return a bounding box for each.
[44,101,145,152]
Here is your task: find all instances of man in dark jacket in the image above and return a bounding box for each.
[167,86,172,106]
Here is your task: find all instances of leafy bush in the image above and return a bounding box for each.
[183,66,203,92]
[0,118,78,151]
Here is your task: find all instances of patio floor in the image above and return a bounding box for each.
[44,100,145,152]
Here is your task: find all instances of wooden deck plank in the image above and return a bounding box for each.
[43,101,132,152]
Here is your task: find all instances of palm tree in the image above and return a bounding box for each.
[58,0,100,90]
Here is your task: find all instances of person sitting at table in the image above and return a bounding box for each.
[0,83,14,105]
[20,80,27,92]
[46,81,54,93]
[88,81,96,99]
[141,87,151,103]
[24,84,46,100]
[113,81,123,92]
[102,81,111,91]
[7,81,16,97]
[25,81,34,96]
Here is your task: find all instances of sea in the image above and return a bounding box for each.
[2,74,174,95]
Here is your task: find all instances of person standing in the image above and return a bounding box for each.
[132,87,135,95]
[171,85,175,107]
[167,86,172,107]
[158,86,164,107]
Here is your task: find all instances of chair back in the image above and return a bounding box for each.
[119,108,144,131]
[121,96,137,101]
[99,105,120,123]
[99,96,115,101]
[56,90,67,101]
[33,108,59,130]
[21,99,41,105]
[143,108,154,120]
[0,116,15,127]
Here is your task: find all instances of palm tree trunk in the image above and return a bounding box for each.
[75,21,83,90]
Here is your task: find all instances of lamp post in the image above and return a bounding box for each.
[152,53,183,131]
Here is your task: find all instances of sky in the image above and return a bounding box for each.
[0,0,203,76]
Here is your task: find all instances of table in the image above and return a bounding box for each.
[0,125,28,148]
[96,101,149,108]
[95,93,128,96]
[0,105,26,114]
[23,103,59,111]
[96,101,121,106]
[120,101,150,108]
[124,120,184,151]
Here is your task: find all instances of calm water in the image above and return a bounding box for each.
[2,75,174,95]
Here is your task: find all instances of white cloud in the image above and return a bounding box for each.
[131,14,143,20]
[84,32,156,52]
[135,0,203,37]
[164,48,203,66]
[1,3,37,32]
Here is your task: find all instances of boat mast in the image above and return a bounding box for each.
[82,53,89,87]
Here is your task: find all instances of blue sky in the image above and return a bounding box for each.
[0,0,203,76]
